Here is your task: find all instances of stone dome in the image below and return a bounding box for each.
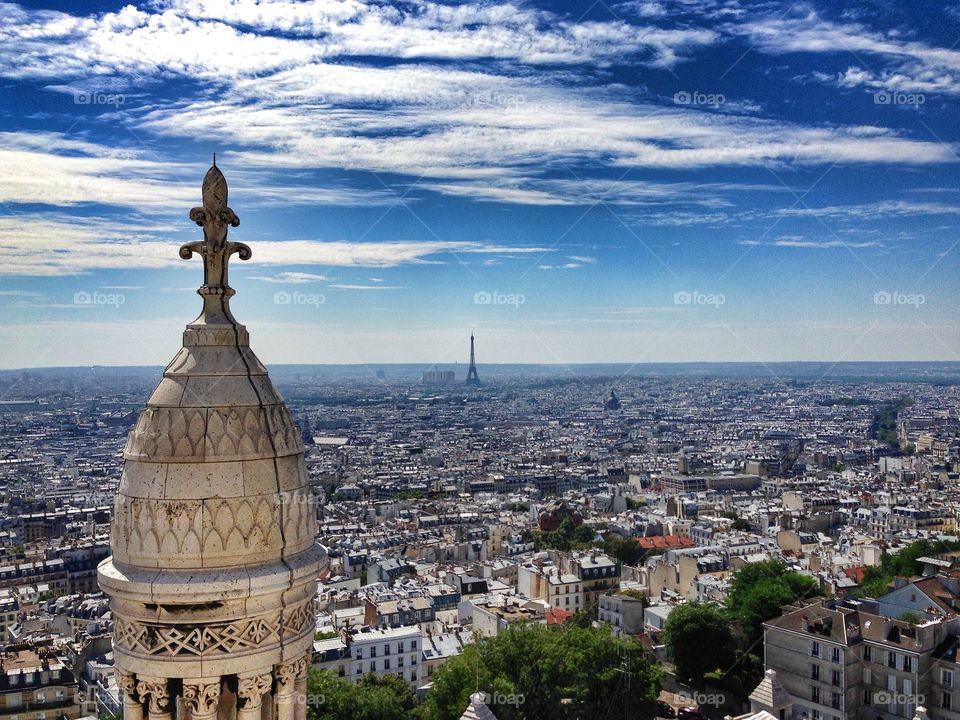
[98,163,322,702]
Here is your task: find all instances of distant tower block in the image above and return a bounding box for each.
[97,161,323,720]
[465,333,481,386]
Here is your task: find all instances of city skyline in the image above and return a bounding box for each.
[1,0,959,368]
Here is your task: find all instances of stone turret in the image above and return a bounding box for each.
[97,161,323,720]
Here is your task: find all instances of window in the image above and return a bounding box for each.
[384,659,390,670]
[356,666,362,675]
[864,646,872,662]
[832,692,841,710]
[864,690,873,706]
[811,665,820,680]
[399,642,404,653]
[888,652,897,669]
[384,644,391,655]
[832,670,841,687]
[398,657,404,667]
[944,693,952,710]
[812,642,821,657]
[943,669,954,688]
[370,646,377,657]
[904,656,913,672]
[812,711,821,720]
[831,647,841,664]
[369,662,375,673]
[411,640,417,650]
[811,687,820,703]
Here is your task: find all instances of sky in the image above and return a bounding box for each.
[0,0,958,368]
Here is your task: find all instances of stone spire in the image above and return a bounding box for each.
[98,161,323,720]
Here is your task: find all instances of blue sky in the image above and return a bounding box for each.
[0,0,958,367]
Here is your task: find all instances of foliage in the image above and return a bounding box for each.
[314,630,340,641]
[307,669,416,720]
[854,539,960,598]
[663,603,735,688]
[419,623,659,720]
[718,560,821,697]
[726,560,820,647]
[870,396,913,450]
[572,523,597,544]
[534,521,649,567]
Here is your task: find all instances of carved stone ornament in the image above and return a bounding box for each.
[116,669,138,699]
[275,657,308,692]
[136,679,170,714]
[179,158,251,325]
[183,680,222,716]
[237,673,273,707]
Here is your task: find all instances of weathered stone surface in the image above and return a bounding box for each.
[97,162,323,720]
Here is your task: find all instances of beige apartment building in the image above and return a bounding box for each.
[764,598,960,720]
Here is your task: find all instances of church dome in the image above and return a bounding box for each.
[98,163,322,708]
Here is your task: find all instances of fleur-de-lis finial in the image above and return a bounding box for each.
[179,161,251,325]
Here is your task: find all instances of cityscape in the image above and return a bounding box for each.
[1,1,960,720]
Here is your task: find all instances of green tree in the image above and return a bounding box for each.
[307,670,416,720]
[420,623,658,720]
[663,603,736,688]
[727,560,820,647]
[573,523,596,544]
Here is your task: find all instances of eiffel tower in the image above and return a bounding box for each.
[465,332,481,386]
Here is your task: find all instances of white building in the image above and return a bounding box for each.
[348,626,423,688]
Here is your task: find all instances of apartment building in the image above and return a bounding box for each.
[346,626,422,688]
[0,643,80,720]
[763,598,960,720]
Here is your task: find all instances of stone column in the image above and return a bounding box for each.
[294,653,311,720]
[136,678,172,720]
[274,658,306,720]
[237,672,272,720]
[183,679,222,720]
[116,670,144,720]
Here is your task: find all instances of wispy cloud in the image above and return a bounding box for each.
[247,272,334,284]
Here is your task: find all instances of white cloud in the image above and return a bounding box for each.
[247,272,333,283]
[0,214,551,276]
[329,283,405,290]
[733,6,960,95]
